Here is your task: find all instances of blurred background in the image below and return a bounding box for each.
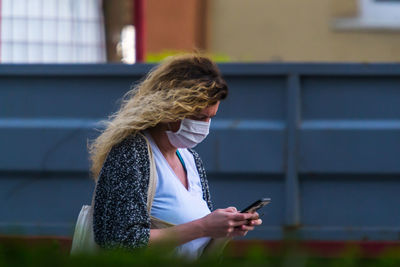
[1,0,400,254]
[2,0,400,63]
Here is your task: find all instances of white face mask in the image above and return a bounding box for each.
[166,118,211,148]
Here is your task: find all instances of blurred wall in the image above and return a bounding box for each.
[103,0,208,62]
[147,0,208,53]
[209,0,400,62]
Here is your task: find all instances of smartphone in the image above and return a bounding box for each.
[240,198,271,213]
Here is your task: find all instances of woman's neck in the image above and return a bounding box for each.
[147,125,177,160]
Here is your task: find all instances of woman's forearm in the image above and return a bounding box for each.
[147,209,262,248]
[148,218,206,247]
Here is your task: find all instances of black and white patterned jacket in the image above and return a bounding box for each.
[93,133,213,249]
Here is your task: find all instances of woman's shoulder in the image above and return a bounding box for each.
[107,133,148,160]
[100,133,150,179]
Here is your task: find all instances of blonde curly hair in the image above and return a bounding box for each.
[89,54,228,180]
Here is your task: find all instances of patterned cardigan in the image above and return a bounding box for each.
[93,133,213,249]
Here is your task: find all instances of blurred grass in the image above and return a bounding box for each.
[1,239,400,267]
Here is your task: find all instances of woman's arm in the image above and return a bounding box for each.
[149,219,204,247]
[148,208,261,247]
[93,136,152,249]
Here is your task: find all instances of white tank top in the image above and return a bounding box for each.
[144,132,211,259]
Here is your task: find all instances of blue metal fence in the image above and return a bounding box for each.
[1,63,399,240]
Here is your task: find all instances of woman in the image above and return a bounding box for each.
[90,54,262,259]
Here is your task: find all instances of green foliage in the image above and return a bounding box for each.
[145,50,231,63]
[1,240,400,267]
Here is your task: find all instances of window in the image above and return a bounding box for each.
[0,0,106,63]
[361,0,400,23]
[333,0,400,30]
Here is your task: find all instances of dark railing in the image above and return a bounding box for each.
[1,63,399,240]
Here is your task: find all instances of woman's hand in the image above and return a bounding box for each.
[149,207,263,247]
[229,207,262,236]
[235,211,262,236]
[199,207,262,238]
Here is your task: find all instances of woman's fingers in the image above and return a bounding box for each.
[249,218,262,226]
[240,224,255,231]
[230,212,253,221]
[232,218,262,228]
[229,211,259,220]
[218,210,263,238]
[231,220,249,227]
[225,207,238,213]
